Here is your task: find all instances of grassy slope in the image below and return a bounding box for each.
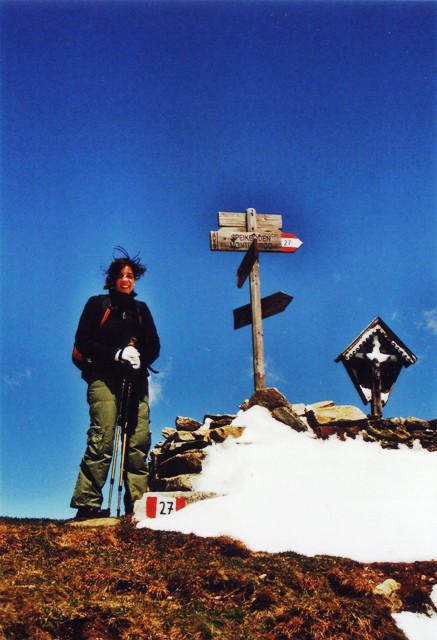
[1,517,436,640]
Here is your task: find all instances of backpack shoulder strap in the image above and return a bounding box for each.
[134,300,146,325]
[97,295,112,326]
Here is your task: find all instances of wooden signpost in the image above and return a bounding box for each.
[210,214,302,253]
[210,208,302,391]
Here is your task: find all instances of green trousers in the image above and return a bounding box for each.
[70,376,151,514]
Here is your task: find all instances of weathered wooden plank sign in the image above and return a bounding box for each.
[210,207,302,391]
[218,211,282,229]
[233,292,293,329]
[210,228,302,252]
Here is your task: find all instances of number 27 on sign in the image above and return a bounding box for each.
[281,233,302,253]
[145,495,187,518]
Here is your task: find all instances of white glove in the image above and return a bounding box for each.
[116,346,141,370]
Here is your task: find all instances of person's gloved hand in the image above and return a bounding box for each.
[115,346,141,370]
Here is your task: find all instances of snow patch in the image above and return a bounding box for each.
[139,406,437,563]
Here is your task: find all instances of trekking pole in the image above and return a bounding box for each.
[107,376,127,514]
[117,379,133,517]
[116,337,137,518]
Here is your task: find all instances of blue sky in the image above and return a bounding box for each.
[1,0,436,519]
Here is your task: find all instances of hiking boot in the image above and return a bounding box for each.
[74,506,111,520]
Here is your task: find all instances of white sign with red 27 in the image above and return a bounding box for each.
[145,495,186,518]
[280,233,303,253]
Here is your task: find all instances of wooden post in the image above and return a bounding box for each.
[371,361,383,420]
[247,208,265,390]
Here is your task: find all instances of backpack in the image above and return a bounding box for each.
[72,296,143,371]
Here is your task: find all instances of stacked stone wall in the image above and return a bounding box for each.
[149,388,437,494]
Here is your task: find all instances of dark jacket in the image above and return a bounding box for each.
[74,290,160,382]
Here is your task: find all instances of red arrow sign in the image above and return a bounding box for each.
[280,233,303,253]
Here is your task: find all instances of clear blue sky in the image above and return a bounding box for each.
[1,0,436,519]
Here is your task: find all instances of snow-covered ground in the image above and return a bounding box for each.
[394,596,437,640]
[136,405,437,640]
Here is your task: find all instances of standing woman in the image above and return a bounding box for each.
[70,248,160,519]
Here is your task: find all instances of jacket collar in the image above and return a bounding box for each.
[109,288,137,309]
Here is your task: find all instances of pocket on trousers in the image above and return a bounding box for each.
[87,425,105,446]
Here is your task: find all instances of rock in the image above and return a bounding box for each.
[203,414,237,428]
[164,439,210,455]
[150,474,198,492]
[240,388,292,412]
[272,406,307,432]
[373,578,402,611]
[156,451,206,478]
[367,421,393,437]
[388,417,404,428]
[163,427,243,449]
[149,422,247,493]
[209,425,245,442]
[175,416,203,431]
[373,578,400,597]
[134,490,211,517]
[309,400,335,410]
[162,427,177,439]
[404,417,429,432]
[380,441,399,449]
[365,419,431,449]
[168,431,200,443]
[150,442,209,471]
[345,426,361,438]
[392,428,411,442]
[313,425,337,439]
[306,404,368,427]
[133,490,221,519]
[290,403,306,416]
[67,517,120,528]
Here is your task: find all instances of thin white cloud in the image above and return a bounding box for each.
[422,309,437,335]
[265,357,284,384]
[148,359,172,406]
[241,355,283,385]
[3,368,32,387]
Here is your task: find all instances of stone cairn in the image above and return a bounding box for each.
[148,388,437,497]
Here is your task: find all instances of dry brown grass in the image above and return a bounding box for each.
[0,517,436,639]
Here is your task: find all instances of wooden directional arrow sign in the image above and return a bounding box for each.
[237,239,258,288]
[233,291,293,329]
[210,229,302,252]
